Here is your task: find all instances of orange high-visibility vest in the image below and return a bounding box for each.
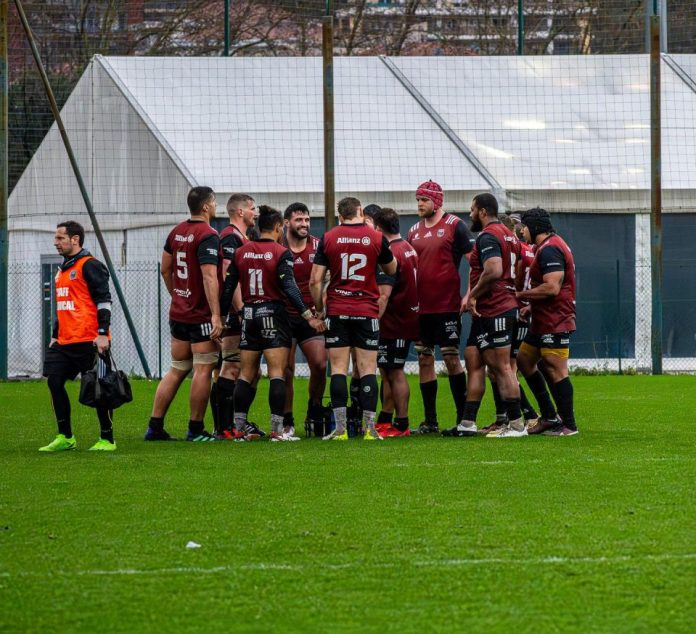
[55,256,105,345]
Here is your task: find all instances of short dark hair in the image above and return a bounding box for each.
[373,207,400,235]
[472,193,499,216]
[57,221,85,246]
[337,197,361,220]
[187,186,215,213]
[362,204,382,220]
[284,202,309,220]
[257,205,283,232]
[227,193,254,215]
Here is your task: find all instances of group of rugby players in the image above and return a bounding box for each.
[143,179,578,444]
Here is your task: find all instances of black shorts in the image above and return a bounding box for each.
[43,341,98,379]
[512,319,530,357]
[466,309,518,351]
[523,331,572,352]
[418,312,462,350]
[170,320,214,344]
[223,312,241,337]
[377,337,412,369]
[324,315,379,350]
[289,313,323,345]
[241,303,292,351]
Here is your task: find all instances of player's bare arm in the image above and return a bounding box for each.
[377,283,393,319]
[161,250,174,297]
[517,270,564,302]
[201,263,222,338]
[309,263,327,315]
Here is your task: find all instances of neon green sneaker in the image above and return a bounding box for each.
[89,439,117,452]
[363,428,383,441]
[39,434,76,453]
[322,429,348,441]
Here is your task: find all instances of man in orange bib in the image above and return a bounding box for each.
[40,221,115,452]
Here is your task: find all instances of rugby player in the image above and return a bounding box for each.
[516,208,579,436]
[407,181,474,434]
[281,203,328,436]
[309,197,397,441]
[144,186,222,442]
[374,207,419,437]
[220,206,325,441]
[446,193,525,438]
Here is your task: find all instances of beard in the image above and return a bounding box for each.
[470,217,483,232]
[289,227,308,241]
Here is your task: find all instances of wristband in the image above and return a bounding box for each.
[301,309,313,321]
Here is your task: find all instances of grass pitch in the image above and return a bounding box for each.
[1,375,694,632]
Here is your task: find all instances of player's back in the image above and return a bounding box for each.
[235,239,289,304]
[165,219,220,323]
[321,223,385,318]
[381,239,419,340]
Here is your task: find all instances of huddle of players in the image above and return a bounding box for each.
[144,179,577,442]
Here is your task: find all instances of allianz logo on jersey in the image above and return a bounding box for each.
[174,234,195,243]
[337,237,371,245]
[243,252,273,260]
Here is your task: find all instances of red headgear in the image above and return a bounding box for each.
[416,180,443,210]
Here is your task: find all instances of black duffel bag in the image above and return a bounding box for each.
[79,351,132,410]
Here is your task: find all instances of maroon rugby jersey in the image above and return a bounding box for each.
[314,223,394,319]
[380,239,419,340]
[407,213,474,314]
[285,235,319,316]
[468,222,519,317]
[528,234,576,334]
[234,239,290,304]
[164,220,220,324]
[517,241,535,292]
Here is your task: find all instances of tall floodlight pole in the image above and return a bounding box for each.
[224,0,230,56]
[0,0,8,379]
[517,0,524,55]
[323,0,335,230]
[649,14,663,374]
[13,0,152,378]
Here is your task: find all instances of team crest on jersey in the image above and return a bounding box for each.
[309,254,315,262]
[437,229,445,238]
[69,270,78,280]
[361,236,371,246]
[264,252,273,260]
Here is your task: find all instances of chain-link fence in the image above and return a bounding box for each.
[5,1,696,377]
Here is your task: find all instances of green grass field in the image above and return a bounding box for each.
[1,375,694,632]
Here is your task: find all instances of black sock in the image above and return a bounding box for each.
[97,407,114,443]
[525,370,557,419]
[234,379,254,416]
[268,378,286,418]
[504,398,522,422]
[491,380,506,417]
[216,377,236,431]
[148,416,164,432]
[420,380,438,424]
[377,411,393,424]
[209,380,219,431]
[393,416,409,431]
[283,412,294,426]
[307,401,324,420]
[359,374,379,414]
[553,377,576,429]
[349,377,362,417]
[330,374,348,409]
[519,384,538,420]
[47,374,72,437]
[462,400,481,423]
[188,419,204,435]
[448,371,467,422]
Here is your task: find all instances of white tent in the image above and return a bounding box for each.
[8,54,696,376]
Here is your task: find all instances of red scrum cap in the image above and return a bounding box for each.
[416,180,443,210]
